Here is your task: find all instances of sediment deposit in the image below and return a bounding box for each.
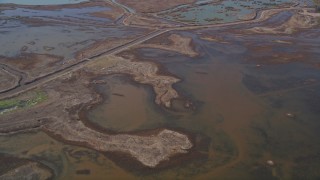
[89,55,180,108]
[0,54,65,82]
[137,34,198,57]
[248,12,319,34]
[123,14,175,27]
[0,162,52,180]
[0,67,20,93]
[45,118,192,167]
[0,67,191,167]
[2,0,317,174]
[75,39,132,60]
[117,0,196,13]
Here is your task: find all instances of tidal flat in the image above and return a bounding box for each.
[0,0,320,179]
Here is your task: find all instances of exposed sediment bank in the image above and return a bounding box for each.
[0,67,191,167]
[0,54,64,82]
[248,11,319,34]
[44,118,192,167]
[89,55,180,108]
[123,14,176,28]
[0,65,20,93]
[1,1,319,174]
[136,34,199,57]
[117,0,196,13]
[0,162,52,180]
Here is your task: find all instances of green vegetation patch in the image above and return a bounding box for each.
[0,91,47,115]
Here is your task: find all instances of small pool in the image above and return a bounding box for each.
[0,0,87,5]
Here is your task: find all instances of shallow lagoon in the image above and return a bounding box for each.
[159,0,312,25]
[2,6,111,23]
[87,21,320,177]
[0,23,144,58]
[0,1,320,179]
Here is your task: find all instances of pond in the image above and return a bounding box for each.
[158,0,313,25]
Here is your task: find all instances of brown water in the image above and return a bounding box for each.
[0,131,138,179]
[87,75,168,132]
[1,6,320,180]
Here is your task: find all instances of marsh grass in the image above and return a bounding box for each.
[0,91,47,115]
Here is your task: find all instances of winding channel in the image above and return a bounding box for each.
[0,64,28,93]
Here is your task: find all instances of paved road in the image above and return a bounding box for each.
[0,29,168,99]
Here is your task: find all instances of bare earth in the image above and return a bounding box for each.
[1,0,319,174]
[123,14,176,28]
[0,53,190,167]
[0,68,19,93]
[89,55,180,108]
[117,0,196,13]
[136,34,199,57]
[0,162,52,180]
[75,38,133,60]
[248,11,319,34]
[1,54,64,82]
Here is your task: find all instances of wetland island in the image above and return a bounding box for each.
[0,0,320,179]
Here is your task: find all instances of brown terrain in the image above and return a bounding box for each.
[0,66,20,93]
[0,1,192,167]
[238,11,257,21]
[123,14,176,28]
[75,38,134,60]
[88,55,181,108]
[117,0,196,13]
[248,11,319,34]
[88,2,124,20]
[0,47,194,166]
[200,35,230,44]
[136,33,199,57]
[1,0,320,175]
[1,54,64,82]
[0,162,52,180]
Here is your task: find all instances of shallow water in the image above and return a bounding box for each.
[1,2,320,179]
[88,24,320,178]
[0,5,148,58]
[0,0,87,5]
[111,0,135,13]
[0,20,146,58]
[159,0,313,25]
[0,24,140,58]
[0,131,137,179]
[87,75,168,132]
[2,6,111,23]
